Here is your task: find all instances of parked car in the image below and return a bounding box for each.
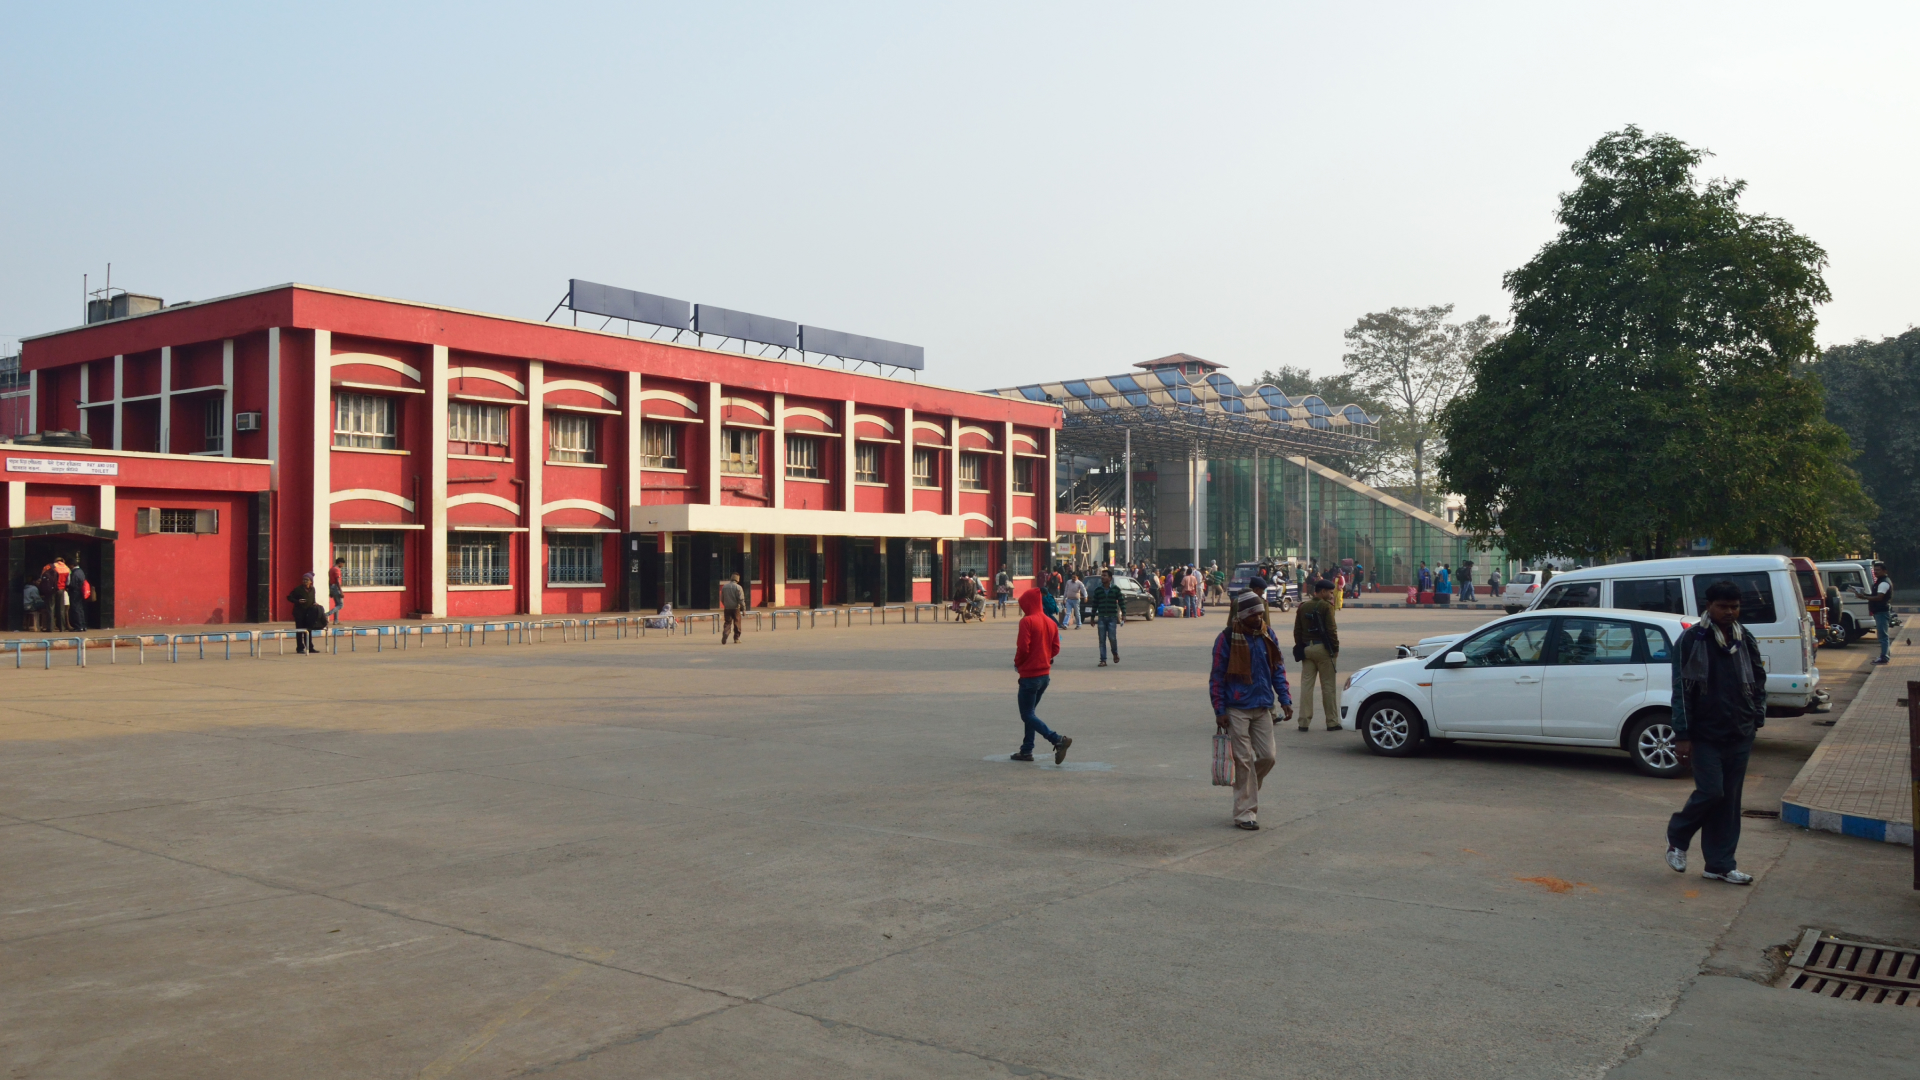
[1499,571,1541,613]
[1520,555,1818,711]
[1342,608,1695,777]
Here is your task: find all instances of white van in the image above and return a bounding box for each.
[1523,555,1818,710]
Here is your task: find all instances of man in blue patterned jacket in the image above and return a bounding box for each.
[1209,591,1294,830]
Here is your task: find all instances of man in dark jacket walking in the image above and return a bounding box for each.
[67,555,89,632]
[1666,580,1766,885]
[1011,587,1070,763]
[1210,591,1293,829]
[1088,567,1125,666]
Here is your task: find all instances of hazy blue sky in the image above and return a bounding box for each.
[5,2,1915,391]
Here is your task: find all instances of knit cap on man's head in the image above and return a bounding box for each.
[1234,590,1266,621]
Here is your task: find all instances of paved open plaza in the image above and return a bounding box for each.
[4,607,1916,1079]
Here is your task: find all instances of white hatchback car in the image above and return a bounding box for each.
[1342,608,1693,777]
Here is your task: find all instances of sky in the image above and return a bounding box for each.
[4,1,1916,393]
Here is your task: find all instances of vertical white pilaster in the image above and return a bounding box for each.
[78,363,89,436]
[625,371,642,529]
[6,482,24,528]
[25,370,36,435]
[311,330,332,578]
[1044,427,1057,550]
[111,356,123,449]
[706,382,722,506]
[841,400,857,512]
[429,344,449,618]
[771,393,786,510]
[526,359,544,616]
[98,484,116,530]
[158,346,171,453]
[221,339,234,457]
[267,329,281,490]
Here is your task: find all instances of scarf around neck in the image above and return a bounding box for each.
[1226,621,1278,682]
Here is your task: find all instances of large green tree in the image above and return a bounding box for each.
[1438,127,1870,562]
[1814,330,1920,578]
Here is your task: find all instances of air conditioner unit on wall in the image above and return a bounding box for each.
[234,412,261,432]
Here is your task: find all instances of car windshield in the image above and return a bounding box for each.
[1513,573,1536,585]
[1457,618,1552,666]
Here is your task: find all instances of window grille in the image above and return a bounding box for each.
[912,448,938,488]
[203,399,224,454]
[959,453,988,491]
[137,508,218,534]
[954,540,990,578]
[332,530,405,586]
[448,401,509,453]
[450,533,510,585]
[785,535,813,581]
[1010,544,1034,576]
[910,543,932,579]
[333,393,397,449]
[786,435,822,479]
[640,421,679,469]
[1013,457,1034,493]
[548,414,598,463]
[855,442,882,483]
[722,428,760,475]
[548,535,603,584]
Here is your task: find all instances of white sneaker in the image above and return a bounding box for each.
[1665,847,1687,873]
[1702,869,1753,885]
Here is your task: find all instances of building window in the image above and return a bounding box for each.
[786,435,822,479]
[954,540,990,578]
[332,530,404,586]
[641,420,680,469]
[333,393,397,449]
[1010,544,1034,576]
[1013,457,1035,493]
[722,428,760,475]
[450,533,509,585]
[855,442,883,483]
[138,507,219,535]
[449,401,509,455]
[910,542,932,580]
[959,453,989,491]
[203,399,224,454]
[547,535,603,585]
[912,448,938,488]
[549,414,598,463]
[786,535,813,581]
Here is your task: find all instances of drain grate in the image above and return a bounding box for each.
[1779,930,1920,1006]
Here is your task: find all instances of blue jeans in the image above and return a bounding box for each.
[1016,675,1060,756]
[1460,581,1475,603]
[1668,734,1753,874]
[1097,617,1119,661]
[1876,610,1892,661]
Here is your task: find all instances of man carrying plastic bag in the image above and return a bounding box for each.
[1209,591,1293,830]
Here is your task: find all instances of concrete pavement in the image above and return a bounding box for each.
[2,607,1915,1078]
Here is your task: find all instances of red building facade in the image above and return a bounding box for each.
[7,284,1060,629]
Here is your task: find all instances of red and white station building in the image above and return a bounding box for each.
[5,284,1062,630]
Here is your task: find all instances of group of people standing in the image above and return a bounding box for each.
[21,554,91,632]
[1413,560,1479,604]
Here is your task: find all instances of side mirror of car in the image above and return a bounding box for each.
[1443,651,1468,667]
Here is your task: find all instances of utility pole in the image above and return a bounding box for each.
[1123,428,1133,565]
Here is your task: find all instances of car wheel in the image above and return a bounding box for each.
[1840,613,1860,643]
[1359,697,1425,758]
[1626,712,1684,778]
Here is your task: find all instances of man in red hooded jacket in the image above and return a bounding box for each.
[1012,587,1072,763]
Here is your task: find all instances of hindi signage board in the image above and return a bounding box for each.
[6,457,119,476]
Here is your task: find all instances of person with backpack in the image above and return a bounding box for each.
[1011,587,1071,763]
[994,568,1012,616]
[1209,591,1293,829]
[66,555,89,632]
[39,557,71,632]
[1292,579,1341,731]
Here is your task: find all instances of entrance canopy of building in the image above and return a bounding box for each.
[988,355,1378,460]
